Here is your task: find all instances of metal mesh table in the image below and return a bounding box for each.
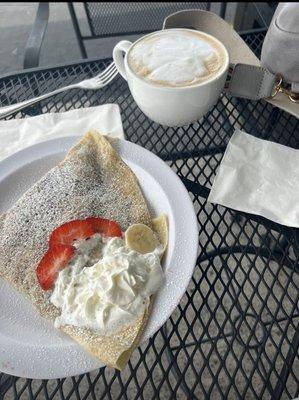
[0,30,298,400]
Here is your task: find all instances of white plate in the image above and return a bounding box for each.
[0,137,198,379]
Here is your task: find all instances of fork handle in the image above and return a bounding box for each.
[0,83,79,119]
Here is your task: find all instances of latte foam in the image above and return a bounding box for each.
[128,30,226,87]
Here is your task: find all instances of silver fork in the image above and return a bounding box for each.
[0,62,118,119]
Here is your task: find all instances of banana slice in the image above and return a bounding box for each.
[152,214,168,255]
[125,223,157,254]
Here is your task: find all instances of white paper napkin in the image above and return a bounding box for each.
[208,129,299,227]
[0,104,124,162]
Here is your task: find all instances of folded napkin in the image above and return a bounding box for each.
[208,129,299,228]
[0,104,124,162]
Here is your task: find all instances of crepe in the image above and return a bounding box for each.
[0,130,166,370]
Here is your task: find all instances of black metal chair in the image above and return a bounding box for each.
[23,2,226,69]
[68,2,225,58]
[23,3,278,70]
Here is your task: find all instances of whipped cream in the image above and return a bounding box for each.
[128,30,224,87]
[50,234,164,334]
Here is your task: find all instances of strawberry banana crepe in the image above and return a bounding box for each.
[0,130,168,370]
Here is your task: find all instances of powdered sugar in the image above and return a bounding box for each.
[0,132,152,321]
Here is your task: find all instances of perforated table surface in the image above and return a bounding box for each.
[0,30,298,400]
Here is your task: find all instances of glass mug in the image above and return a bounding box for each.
[113,28,229,127]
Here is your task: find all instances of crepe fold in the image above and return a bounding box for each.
[0,130,154,369]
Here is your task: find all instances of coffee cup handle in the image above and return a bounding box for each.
[113,41,132,81]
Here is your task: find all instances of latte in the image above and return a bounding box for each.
[128,30,227,87]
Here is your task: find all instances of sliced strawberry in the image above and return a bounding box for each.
[36,244,75,290]
[86,217,122,237]
[49,219,94,247]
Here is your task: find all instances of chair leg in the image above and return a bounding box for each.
[68,3,88,59]
[220,3,227,19]
[23,2,50,69]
